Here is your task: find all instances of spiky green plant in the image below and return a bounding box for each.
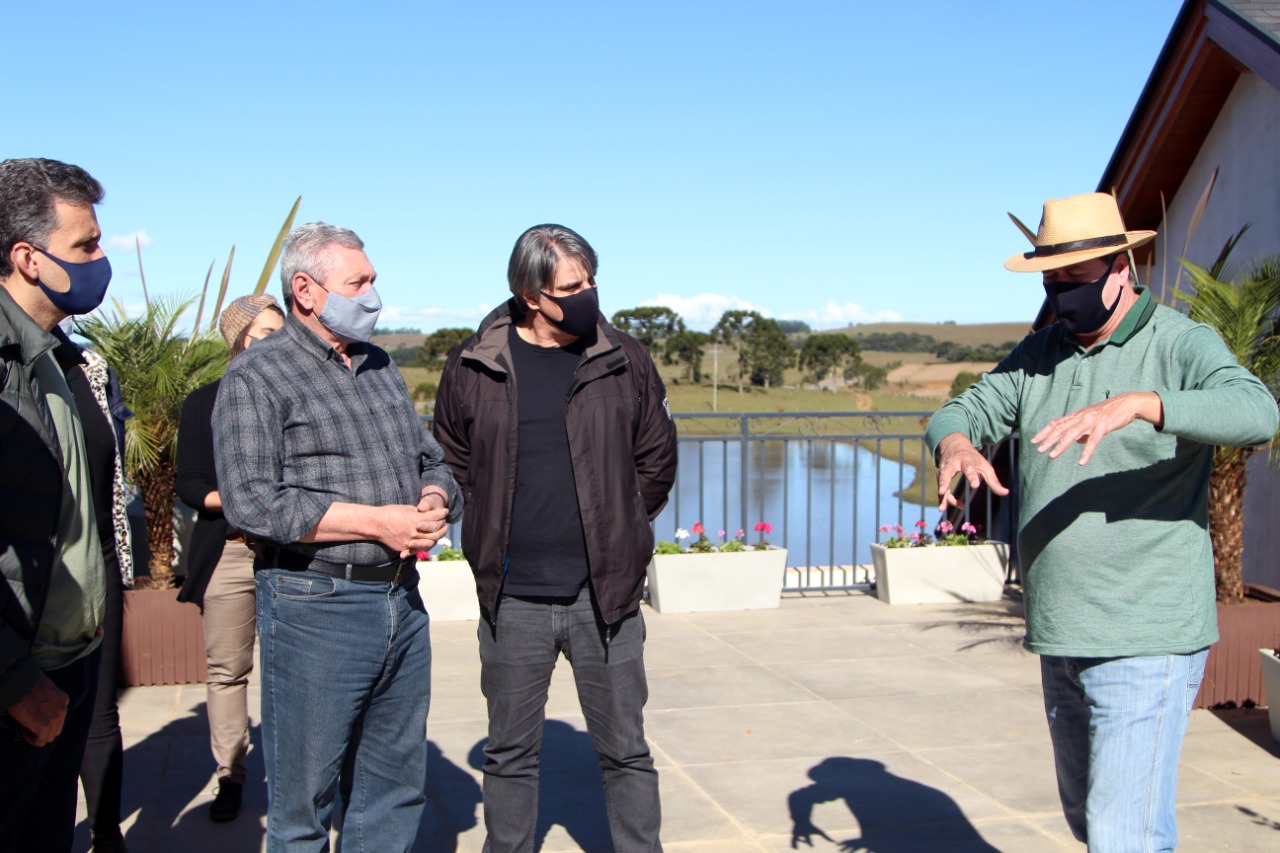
[73,197,300,587]
[1178,245,1280,603]
[76,298,228,587]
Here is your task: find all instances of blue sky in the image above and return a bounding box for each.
[7,0,1183,333]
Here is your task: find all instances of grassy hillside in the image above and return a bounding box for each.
[832,320,1029,348]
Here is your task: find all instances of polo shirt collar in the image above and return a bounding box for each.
[1108,285,1155,345]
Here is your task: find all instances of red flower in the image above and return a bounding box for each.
[915,520,928,529]
[691,522,705,535]
[416,551,430,561]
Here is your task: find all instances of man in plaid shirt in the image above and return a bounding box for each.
[213,221,460,851]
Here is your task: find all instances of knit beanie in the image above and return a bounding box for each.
[218,294,282,350]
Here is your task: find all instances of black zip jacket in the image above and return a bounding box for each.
[433,301,677,626]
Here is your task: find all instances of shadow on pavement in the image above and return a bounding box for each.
[789,756,1000,852]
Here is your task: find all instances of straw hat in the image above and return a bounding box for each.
[1004,193,1156,273]
[218,294,282,350]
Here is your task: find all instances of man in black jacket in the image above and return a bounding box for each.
[0,158,111,853]
[434,224,677,853]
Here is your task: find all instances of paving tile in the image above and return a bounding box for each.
[835,687,1049,750]
[712,624,938,663]
[782,654,1012,700]
[648,702,899,765]
[1173,798,1280,851]
[875,618,1028,656]
[648,663,818,710]
[915,741,1065,815]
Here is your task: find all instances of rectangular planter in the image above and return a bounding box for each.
[418,559,480,621]
[871,542,1009,605]
[1257,649,1280,743]
[646,547,787,614]
[121,587,208,687]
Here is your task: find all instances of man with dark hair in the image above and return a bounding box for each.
[0,157,112,852]
[434,223,677,852]
[213,221,462,851]
[928,193,1279,851]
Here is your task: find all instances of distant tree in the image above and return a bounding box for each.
[949,370,981,399]
[416,327,474,365]
[388,346,419,367]
[663,330,710,383]
[744,317,793,388]
[845,361,888,390]
[611,306,685,350]
[711,309,759,393]
[775,319,812,335]
[373,326,423,336]
[797,333,861,383]
[855,331,940,353]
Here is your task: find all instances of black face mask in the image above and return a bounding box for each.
[1044,256,1121,336]
[540,286,599,340]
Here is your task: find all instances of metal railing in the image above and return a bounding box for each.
[426,411,1017,593]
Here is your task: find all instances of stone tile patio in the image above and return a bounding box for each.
[75,592,1280,851]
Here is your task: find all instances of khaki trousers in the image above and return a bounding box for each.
[203,542,257,784]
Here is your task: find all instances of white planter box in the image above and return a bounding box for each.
[1259,648,1280,743]
[417,559,480,621]
[646,548,787,614]
[871,542,1009,605]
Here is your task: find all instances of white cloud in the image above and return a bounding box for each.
[379,302,494,331]
[106,230,154,251]
[780,300,902,329]
[637,292,769,331]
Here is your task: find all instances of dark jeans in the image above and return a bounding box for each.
[0,645,102,853]
[80,560,125,837]
[479,588,661,853]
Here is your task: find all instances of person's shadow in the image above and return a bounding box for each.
[789,757,999,852]
[465,719,614,851]
[73,704,269,852]
[412,740,483,852]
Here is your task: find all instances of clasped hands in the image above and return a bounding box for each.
[936,392,1162,510]
[382,486,451,558]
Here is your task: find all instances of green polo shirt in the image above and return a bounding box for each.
[926,287,1278,656]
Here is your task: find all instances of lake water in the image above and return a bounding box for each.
[653,439,944,568]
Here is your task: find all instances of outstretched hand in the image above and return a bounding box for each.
[935,433,1009,511]
[1030,392,1163,466]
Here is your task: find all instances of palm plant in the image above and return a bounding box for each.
[1178,237,1280,604]
[74,198,300,588]
[77,299,228,586]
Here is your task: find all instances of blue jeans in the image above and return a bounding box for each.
[256,568,431,853]
[1040,650,1208,853]
[479,587,661,853]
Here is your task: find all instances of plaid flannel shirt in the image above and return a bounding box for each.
[212,315,462,566]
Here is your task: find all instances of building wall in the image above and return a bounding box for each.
[1146,71,1280,589]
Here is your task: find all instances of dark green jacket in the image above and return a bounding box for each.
[0,287,64,709]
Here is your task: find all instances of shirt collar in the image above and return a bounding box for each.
[283,313,366,365]
[0,285,60,365]
[1107,284,1155,346]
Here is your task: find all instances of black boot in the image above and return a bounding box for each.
[209,779,243,823]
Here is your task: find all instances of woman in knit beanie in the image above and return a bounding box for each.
[176,293,284,822]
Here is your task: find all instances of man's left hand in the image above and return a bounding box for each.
[417,486,448,513]
[1031,391,1164,465]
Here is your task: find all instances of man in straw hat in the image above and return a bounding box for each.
[925,192,1278,851]
[213,223,462,850]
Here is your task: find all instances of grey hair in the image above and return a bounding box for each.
[279,221,365,310]
[0,158,104,279]
[506,224,598,304]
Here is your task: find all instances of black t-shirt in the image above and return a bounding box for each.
[503,325,590,597]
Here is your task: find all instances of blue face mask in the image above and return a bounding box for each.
[316,282,382,342]
[34,248,112,316]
